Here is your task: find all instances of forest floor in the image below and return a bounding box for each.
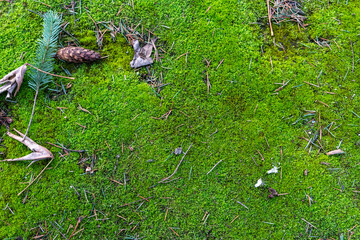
[0,0,360,239]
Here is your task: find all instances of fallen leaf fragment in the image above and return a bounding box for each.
[130,40,154,68]
[0,64,27,99]
[266,166,279,174]
[0,128,53,162]
[326,149,345,156]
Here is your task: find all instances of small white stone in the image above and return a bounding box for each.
[267,166,279,174]
[255,178,264,188]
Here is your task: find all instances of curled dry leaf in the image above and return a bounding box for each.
[326,149,345,156]
[130,40,154,68]
[0,128,53,162]
[0,64,27,99]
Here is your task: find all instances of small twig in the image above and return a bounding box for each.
[230,215,239,223]
[46,142,85,153]
[236,201,249,209]
[108,178,123,185]
[26,63,75,80]
[39,2,52,8]
[176,52,188,60]
[206,71,211,94]
[205,5,211,14]
[164,208,168,221]
[267,0,274,36]
[304,81,320,88]
[169,227,180,237]
[216,58,224,69]
[68,217,83,240]
[207,159,223,175]
[158,143,193,183]
[316,69,323,87]
[18,158,54,196]
[257,150,264,161]
[301,218,317,229]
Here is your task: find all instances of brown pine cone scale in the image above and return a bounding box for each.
[56,47,102,63]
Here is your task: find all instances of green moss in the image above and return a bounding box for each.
[0,0,360,239]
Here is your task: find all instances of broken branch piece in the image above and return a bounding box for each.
[1,128,53,162]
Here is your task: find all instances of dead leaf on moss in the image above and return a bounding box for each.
[326,149,345,155]
[0,64,27,99]
[0,128,53,163]
[130,40,154,68]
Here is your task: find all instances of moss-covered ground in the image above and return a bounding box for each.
[1,0,360,239]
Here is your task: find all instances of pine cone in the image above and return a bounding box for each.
[56,47,102,63]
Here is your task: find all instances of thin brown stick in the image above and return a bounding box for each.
[304,81,320,88]
[207,71,210,94]
[164,208,168,221]
[169,227,180,237]
[23,89,38,140]
[25,63,75,80]
[216,58,224,69]
[176,52,188,60]
[108,178,123,185]
[257,150,264,161]
[39,2,52,8]
[230,215,239,223]
[18,158,54,195]
[267,0,274,36]
[159,143,193,183]
[68,217,83,240]
[45,142,85,153]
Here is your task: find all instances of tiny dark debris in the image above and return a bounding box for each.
[268,187,279,199]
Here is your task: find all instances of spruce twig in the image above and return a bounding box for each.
[23,11,62,140]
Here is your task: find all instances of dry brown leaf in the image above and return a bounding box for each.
[0,128,53,162]
[0,64,27,99]
[130,40,154,68]
[326,149,345,156]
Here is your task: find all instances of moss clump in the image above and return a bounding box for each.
[0,0,360,239]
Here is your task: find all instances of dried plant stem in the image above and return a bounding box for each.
[267,0,274,36]
[26,63,75,80]
[159,143,193,183]
[23,90,38,141]
[18,157,54,195]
